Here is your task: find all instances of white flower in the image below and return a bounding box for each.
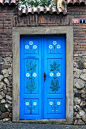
[52,7,56,11]
[25,45,29,49]
[50,72,54,77]
[49,45,53,49]
[53,41,57,45]
[49,102,53,105]
[56,72,60,77]
[25,102,29,106]
[33,102,37,106]
[33,73,37,77]
[33,45,37,49]
[37,0,41,2]
[29,41,33,45]
[57,44,61,49]
[57,101,61,105]
[26,73,30,77]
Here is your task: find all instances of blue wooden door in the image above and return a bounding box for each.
[20,35,66,119]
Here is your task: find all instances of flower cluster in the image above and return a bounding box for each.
[19,0,56,10]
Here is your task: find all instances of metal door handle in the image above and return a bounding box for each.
[44,73,48,82]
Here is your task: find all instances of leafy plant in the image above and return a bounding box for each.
[19,0,57,8]
[40,0,51,7]
[28,0,40,7]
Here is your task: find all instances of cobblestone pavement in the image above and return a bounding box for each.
[0,123,86,129]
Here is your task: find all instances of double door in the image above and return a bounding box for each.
[20,35,66,119]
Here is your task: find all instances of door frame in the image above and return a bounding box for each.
[12,26,73,124]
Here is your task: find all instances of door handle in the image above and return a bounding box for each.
[44,73,48,82]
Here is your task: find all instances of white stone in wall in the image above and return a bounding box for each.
[74,56,81,62]
[81,94,86,98]
[7,88,11,92]
[82,56,86,62]
[74,78,85,89]
[1,99,6,103]
[76,113,81,118]
[79,110,85,117]
[3,118,10,122]
[79,88,86,94]
[80,101,86,107]
[0,91,5,97]
[74,98,81,105]
[80,73,86,81]
[0,82,4,89]
[83,69,86,73]
[6,100,12,104]
[0,82,6,89]
[0,95,3,100]
[3,84,6,90]
[3,57,12,64]
[74,105,81,112]
[4,78,9,86]
[73,88,78,94]
[74,69,82,78]
[6,95,12,100]
[8,68,12,75]
[74,120,78,125]
[0,75,4,81]
[2,69,9,77]
[5,104,8,109]
[73,61,78,68]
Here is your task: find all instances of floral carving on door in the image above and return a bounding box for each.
[26,59,37,94]
[49,60,60,93]
[25,100,37,114]
[49,100,61,113]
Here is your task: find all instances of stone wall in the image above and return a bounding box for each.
[73,53,86,125]
[0,55,12,122]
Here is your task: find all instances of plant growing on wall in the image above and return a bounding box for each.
[39,0,51,7]
[19,0,57,9]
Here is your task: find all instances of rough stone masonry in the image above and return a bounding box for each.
[0,55,12,122]
[73,53,86,125]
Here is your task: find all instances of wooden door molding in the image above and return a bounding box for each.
[12,26,73,124]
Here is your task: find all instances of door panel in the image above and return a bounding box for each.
[20,35,66,119]
[43,36,66,119]
[20,36,42,119]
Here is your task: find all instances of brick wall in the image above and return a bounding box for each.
[0,5,17,55]
[0,5,86,55]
